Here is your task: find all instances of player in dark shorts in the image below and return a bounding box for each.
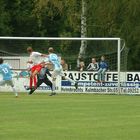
[29,66,53,95]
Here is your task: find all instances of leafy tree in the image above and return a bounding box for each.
[0,0,12,35]
[0,0,139,70]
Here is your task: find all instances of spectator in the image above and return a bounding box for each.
[61,58,68,71]
[78,61,85,71]
[77,56,85,71]
[87,58,99,71]
[97,55,108,82]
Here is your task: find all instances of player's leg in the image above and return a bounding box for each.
[0,80,6,86]
[97,68,103,82]
[31,70,38,88]
[29,64,42,89]
[8,80,18,97]
[29,65,36,89]
[101,68,106,82]
[49,70,58,96]
[60,69,78,89]
[29,76,33,89]
[36,79,43,88]
[29,75,37,89]
[51,77,57,95]
[32,64,42,88]
[49,78,56,96]
[29,78,43,95]
[33,75,37,89]
[43,77,53,91]
[62,76,78,89]
[0,80,18,97]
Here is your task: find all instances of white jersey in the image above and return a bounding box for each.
[87,62,99,71]
[29,52,42,65]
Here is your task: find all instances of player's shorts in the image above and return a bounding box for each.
[52,68,65,79]
[31,64,42,73]
[0,80,14,87]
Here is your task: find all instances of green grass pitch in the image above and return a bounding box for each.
[0,93,140,140]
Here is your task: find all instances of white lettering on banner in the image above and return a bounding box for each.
[0,71,140,94]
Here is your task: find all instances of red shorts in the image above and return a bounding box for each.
[31,64,42,73]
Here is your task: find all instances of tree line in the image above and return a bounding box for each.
[0,0,139,70]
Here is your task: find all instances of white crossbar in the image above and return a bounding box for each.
[0,37,120,41]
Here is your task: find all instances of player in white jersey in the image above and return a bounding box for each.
[27,47,44,65]
[0,58,18,97]
[27,47,46,90]
[47,47,78,96]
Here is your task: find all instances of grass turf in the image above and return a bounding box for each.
[0,93,140,140]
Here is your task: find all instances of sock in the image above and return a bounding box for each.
[52,80,56,93]
[12,86,18,96]
[33,76,37,89]
[65,77,75,84]
[30,77,33,89]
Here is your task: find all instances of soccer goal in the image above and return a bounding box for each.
[0,37,135,94]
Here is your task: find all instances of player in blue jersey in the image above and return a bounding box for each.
[0,58,18,97]
[46,47,78,96]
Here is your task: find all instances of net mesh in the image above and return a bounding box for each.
[0,39,128,71]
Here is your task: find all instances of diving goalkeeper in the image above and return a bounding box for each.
[28,65,53,95]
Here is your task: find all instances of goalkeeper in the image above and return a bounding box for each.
[29,65,53,95]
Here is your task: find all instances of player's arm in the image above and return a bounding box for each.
[41,54,48,57]
[33,52,48,57]
[40,57,51,66]
[7,64,16,76]
[44,62,52,68]
[7,64,12,70]
[27,60,33,64]
[87,64,92,71]
[39,61,50,66]
[96,63,99,71]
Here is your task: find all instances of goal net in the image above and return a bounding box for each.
[0,37,138,94]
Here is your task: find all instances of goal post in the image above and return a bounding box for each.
[0,37,132,94]
[117,38,121,93]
